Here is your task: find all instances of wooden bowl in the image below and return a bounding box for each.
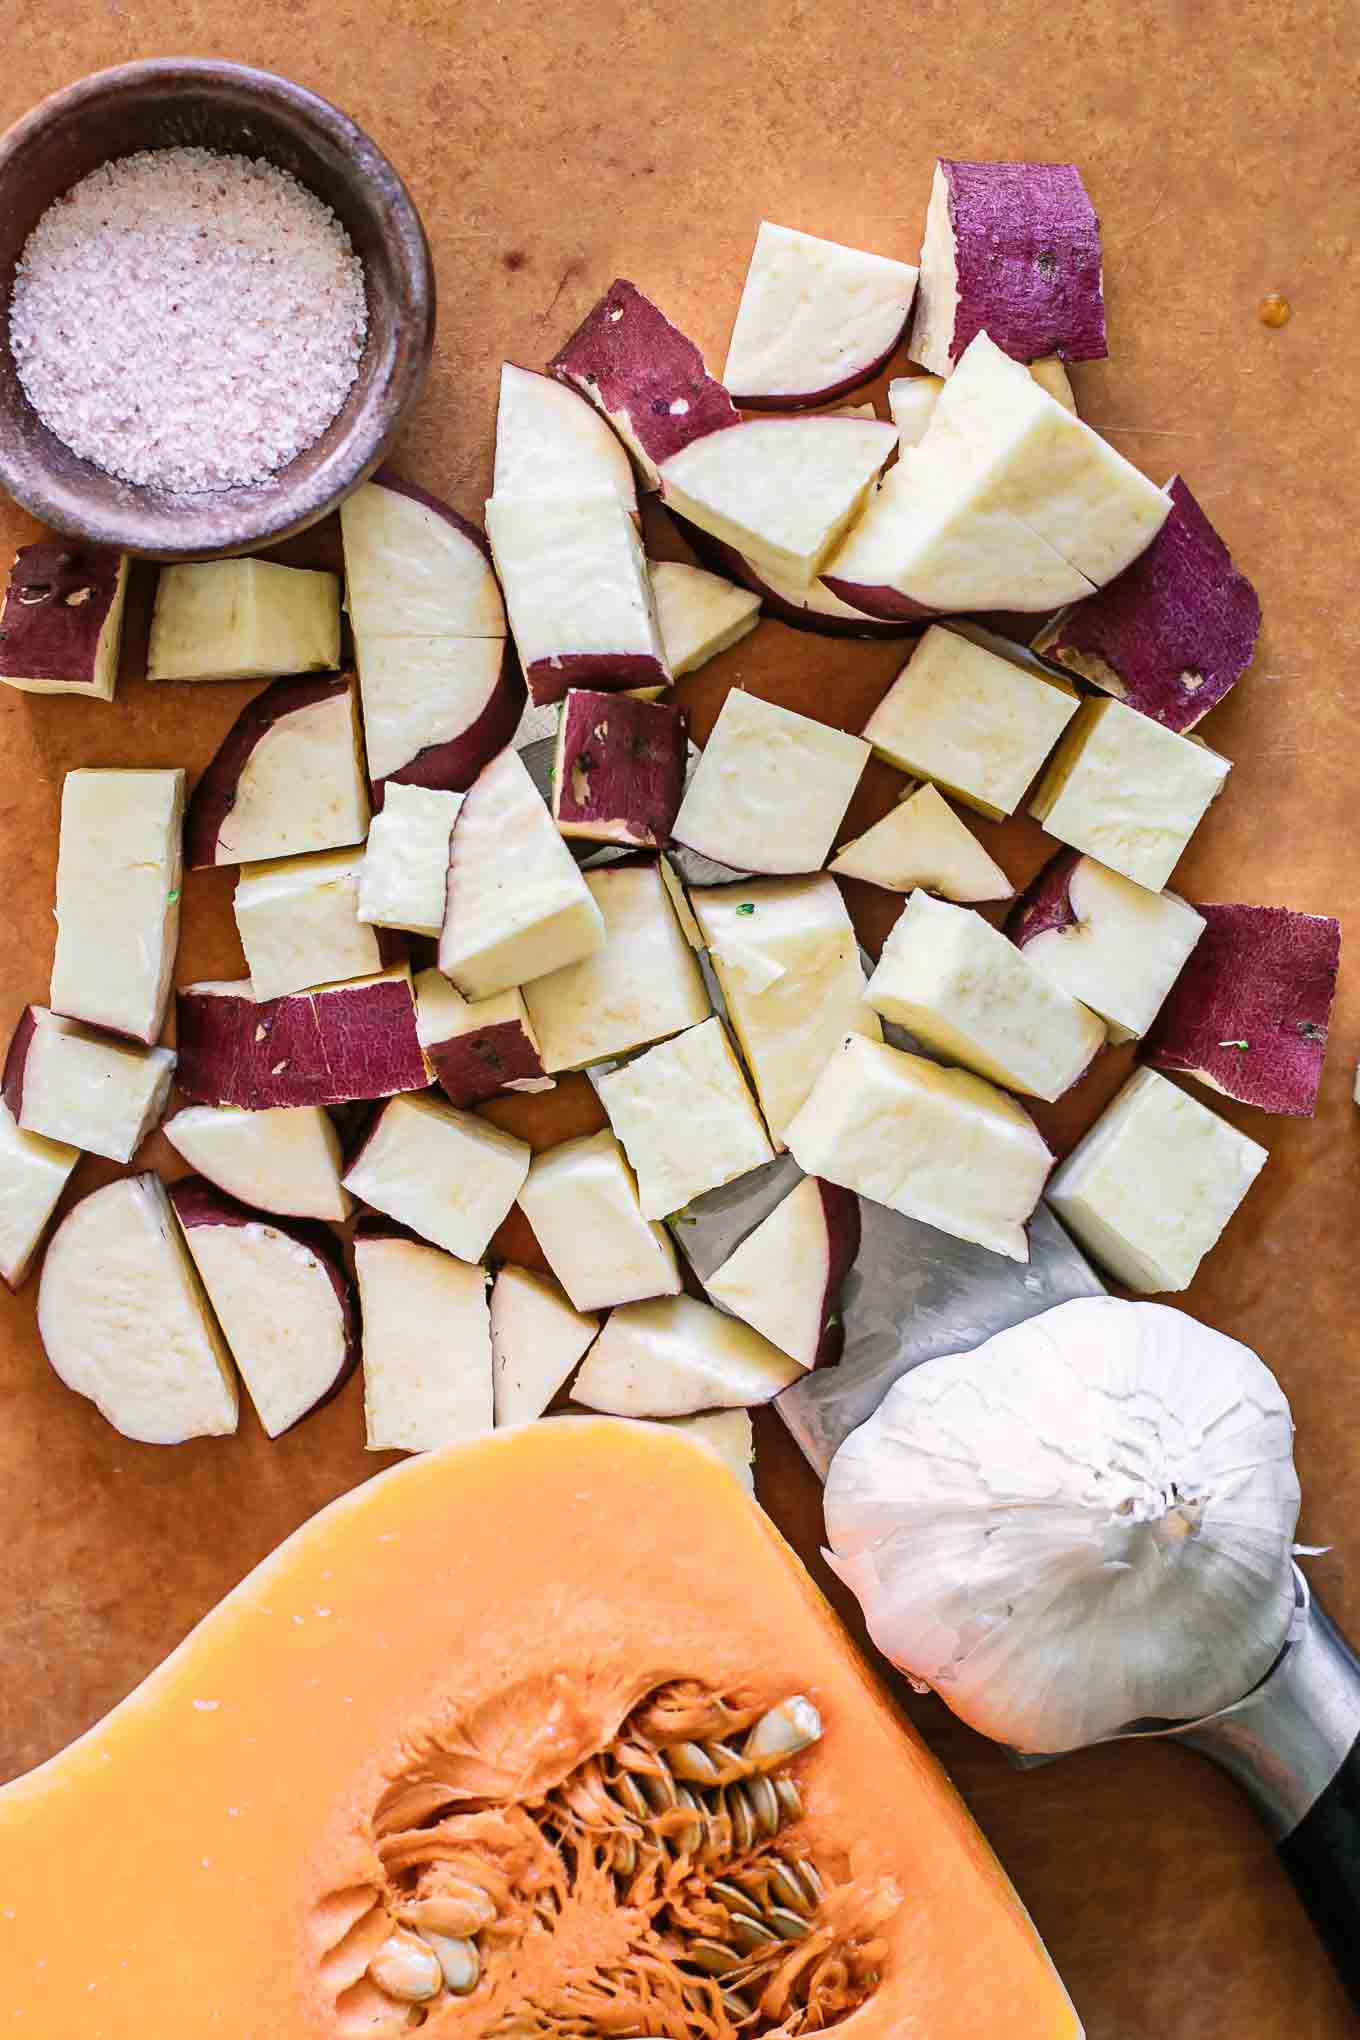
[0,60,435,561]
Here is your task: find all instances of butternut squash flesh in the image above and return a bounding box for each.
[0,1419,1080,2037]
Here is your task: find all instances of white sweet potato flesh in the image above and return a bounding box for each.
[1008,850,1205,1041]
[572,1293,801,1415]
[490,1264,599,1425]
[357,634,520,794]
[596,1016,774,1219]
[0,543,128,699]
[1143,903,1340,1116]
[494,362,638,513]
[355,1228,493,1454]
[866,890,1106,1102]
[549,279,739,491]
[184,674,370,870]
[415,969,548,1108]
[522,862,710,1072]
[886,376,945,445]
[649,559,760,676]
[723,222,918,407]
[1030,696,1231,891]
[3,1006,174,1164]
[358,784,464,936]
[0,1099,78,1290]
[340,473,507,640]
[439,746,606,1000]
[37,1174,238,1444]
[690,874,881,1146]
[862,626,1078,819]
[1033,476,1262,733]
[517,1129,681,1313]
[1047,1066,1268,1292]
[659,416,897,586]
[705,1175,861,1369]
[910,159,1108,376]
[147,559,340,682]
[343,1092,531,1261]
[234,849,395,1003]
[169,1177,357,1440]
[552,690,687,848]
[175,967,426,1110]
[785,1033,1052,1262]
[50,768,184,1044]
[485,487,670,705]
[831,781,1013,901]
[673,688,868,874]
[162,1104,351,1222]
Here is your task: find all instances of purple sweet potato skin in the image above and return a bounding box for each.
[943,160,1108,366]
[553,690,686,847]
[1006,849,1083,948]
[184,673,357,869]
[176,977,427,1109]
[0,543,123,682]
[527,650,669,710]
[818,574,939,623]
[427,1019,546,1108]
[375,644,526,807]
[1034,478,1262,733]
[549,280,738,470]
[1142,903,1340,1116]
[1,1005,38,1120]
[813,1180,862,1368]
[735,331,909,413]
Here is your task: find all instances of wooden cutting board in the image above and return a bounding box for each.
[2,4,1357,2031]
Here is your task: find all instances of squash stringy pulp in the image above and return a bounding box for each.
[321,1680,892,2036]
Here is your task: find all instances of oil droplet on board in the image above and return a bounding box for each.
[1257,293,1292,328]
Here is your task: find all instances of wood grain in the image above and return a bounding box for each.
[2,3,1357,2032]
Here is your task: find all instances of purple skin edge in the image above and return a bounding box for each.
[941,159,1108,367]
[168,1172,359,1430]
[549,279,739,469]
[1005,849,1083,947]
[1141,904,1340,1117]
[368,467,494,565]
[675,519,918,641]
[812,1180,862,1368]
[553,691,686,846]
[527,651,670,709]
[176,979,427,1109]
[729,324,912,412]
[1,1005,38,1120]
[427,1022,546,1108]
[373,646,527,807]
[184,673,355,869]
[0,544,122,682]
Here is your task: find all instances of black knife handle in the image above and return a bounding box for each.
[1276,1731,1360,2012]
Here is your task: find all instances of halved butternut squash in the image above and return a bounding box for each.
[0,1419,1080,2038]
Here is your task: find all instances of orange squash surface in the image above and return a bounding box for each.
[0,1419,1079,2038]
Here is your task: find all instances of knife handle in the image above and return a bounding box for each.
[1275,1730,1360,2010]
[1175,1579,1360,2012]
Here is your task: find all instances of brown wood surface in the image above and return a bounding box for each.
[2,5,1357,2034]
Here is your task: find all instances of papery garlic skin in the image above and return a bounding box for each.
[824,1297,1300,1753]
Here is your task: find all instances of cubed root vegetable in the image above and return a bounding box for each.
[1142,903,1341,1116]
[673,521,914,639]
[485,487,670,707]
[340,469,509,641]
[176,967,427,1110]
[1047,1067,1268,1292]
[494,362,639,513]
[342,1092,531,1262]
[233,850,403,1004]
[354,1222,494,1454]
[415,969,549,1108]
[1007,850,1205,1042]
[37,1174,239,1444]
[358,636,525,804]
[168,1177,359,1439]
[490,1264,599,1425]
[4,1006,174,1164]
[649,559,761,675]
[910,159,1108,377]
[598,1016,774,1219]
[517,1129,682,1313]
[0,542,128,699]
[358,784,465,937]
[50,768,185,1045]
[673,688,869,875]
[831,782,1013,901]
[184,673,370,870]
[722,221,919,409]
[549,279,739,490]
[572,1292,803,1415]
[0,1099,79,1290]
[1033,477,1263,733]
[161,1104,351,1223]
[147,559,341,683]
[552,690,688,847]
[705,1175,861,1369]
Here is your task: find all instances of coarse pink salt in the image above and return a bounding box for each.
[9,147,368,494]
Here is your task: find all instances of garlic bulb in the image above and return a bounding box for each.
[823,1296,1301,1753]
